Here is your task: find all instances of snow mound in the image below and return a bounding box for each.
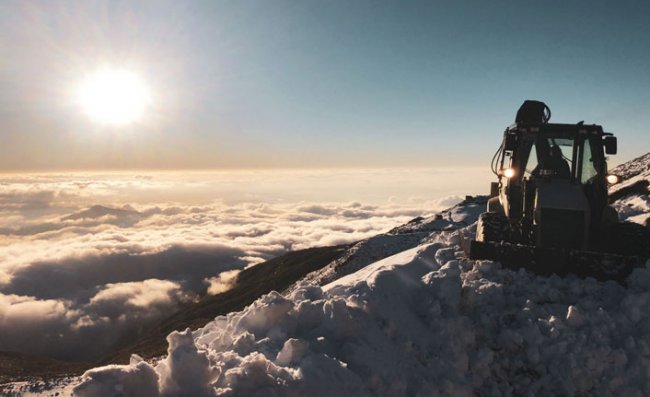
[611,152,650,181]
[73,355,159,397]
[296,196,484,288]
[611,153,650,226]
[74,223,650,396]
[73,330,221,397]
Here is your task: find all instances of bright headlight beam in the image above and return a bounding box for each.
[606,174,619,184]
[502,168,515,178]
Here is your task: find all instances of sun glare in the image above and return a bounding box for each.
[77,69,150,126]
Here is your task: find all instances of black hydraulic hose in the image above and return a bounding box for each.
[491,141,504,176]
[543,104,551,123]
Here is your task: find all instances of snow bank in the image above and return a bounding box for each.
[74,221,650,396]
[73,330,221,397]
[611,152,650,226]
[73,355,159,397]
[297,197,484,288]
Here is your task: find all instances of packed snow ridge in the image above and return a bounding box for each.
[611,152,650,226]
[67,154,650,396]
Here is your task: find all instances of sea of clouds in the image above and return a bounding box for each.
[0,169,488,361]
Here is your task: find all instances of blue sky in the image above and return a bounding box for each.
[1,0,649,170]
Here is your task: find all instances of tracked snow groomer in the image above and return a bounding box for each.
[467,100,649,281]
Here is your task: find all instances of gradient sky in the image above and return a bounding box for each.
[1,0,649,170]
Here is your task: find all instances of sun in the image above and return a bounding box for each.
[77,69,150,125]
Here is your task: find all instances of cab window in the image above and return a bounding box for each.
[524,143,538,178]
[581,140,599,183]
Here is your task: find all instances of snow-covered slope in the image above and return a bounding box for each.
[7,154,650,397]
[611,153,650,226]
[294,196,484,288]
[612,152,650,181]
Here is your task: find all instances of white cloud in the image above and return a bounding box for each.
[90,279,188,309]
[206,270,240,295]
[0,279,191,361]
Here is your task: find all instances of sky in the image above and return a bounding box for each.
[1,0,649,171]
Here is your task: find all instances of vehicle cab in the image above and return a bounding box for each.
[492,122,618,248]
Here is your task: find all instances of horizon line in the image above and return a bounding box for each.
[0,164,491,175]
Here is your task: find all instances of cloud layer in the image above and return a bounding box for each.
[0,171,471,361]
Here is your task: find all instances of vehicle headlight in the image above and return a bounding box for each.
[606,174,619,184]
[501,168,516,178]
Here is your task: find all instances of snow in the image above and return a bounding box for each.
[73,355,159,397]
[10,155,650,396]
[296,197,484,288]
[611,152,650,226]
[156,329,220,397]
[611,152,650,181]
[0,379,78,397]
[614,194,650,226]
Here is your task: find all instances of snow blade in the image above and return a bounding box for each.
[465,240,646,282]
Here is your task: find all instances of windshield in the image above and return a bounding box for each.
[523,136,574,179]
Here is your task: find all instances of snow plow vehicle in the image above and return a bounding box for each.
[466,100,649,281]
